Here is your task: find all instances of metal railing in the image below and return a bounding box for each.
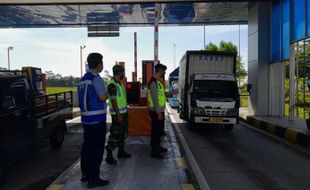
[35,91,73,117]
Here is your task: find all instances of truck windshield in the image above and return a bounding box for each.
[193,80,238,100]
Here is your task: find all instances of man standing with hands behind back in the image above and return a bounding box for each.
[147,63,177,159]
[77,53,109,188]
[105,64,132,164]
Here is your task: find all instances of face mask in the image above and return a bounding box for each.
[120,73,124,80]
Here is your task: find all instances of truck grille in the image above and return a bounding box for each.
[205,109,226,116]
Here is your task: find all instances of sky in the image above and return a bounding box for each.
[0,25,248,81]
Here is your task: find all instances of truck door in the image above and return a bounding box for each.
[0,77,36,161]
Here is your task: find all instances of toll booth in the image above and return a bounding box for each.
[142,60,155,89]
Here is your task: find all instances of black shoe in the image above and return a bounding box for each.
[160,147,168,153]
[150,153,164,159]
[106,156,117,164]
[87,179,109,188]
[80,175,88,183]
[106,149,117,165]
[117,151,132,158]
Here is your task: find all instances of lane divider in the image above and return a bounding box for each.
[240,116,310,149]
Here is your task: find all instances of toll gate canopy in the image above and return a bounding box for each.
[0,0,253,28]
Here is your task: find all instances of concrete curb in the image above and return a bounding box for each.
[166,105,210,190]
[240,116,310,149]
[166,114,196,190]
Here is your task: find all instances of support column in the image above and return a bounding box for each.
[289,43,296,120]
[248,2,271,116]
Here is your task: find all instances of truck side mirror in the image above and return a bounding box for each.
[247,84,252,95]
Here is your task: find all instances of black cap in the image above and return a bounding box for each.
[154,63,167,72]
[113,64,125,75]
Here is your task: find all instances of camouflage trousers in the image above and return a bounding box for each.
[106,113,129,151]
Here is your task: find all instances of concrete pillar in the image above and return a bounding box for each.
[248,2,271,116]
[269,62,285,117]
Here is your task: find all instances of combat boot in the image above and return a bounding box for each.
[117,146,132,158]
[105,149,117,164]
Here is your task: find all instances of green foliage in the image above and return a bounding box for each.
[46,87,77,94]
[204,42,218,51]
[45,71,80,87]
[219,41,238,53]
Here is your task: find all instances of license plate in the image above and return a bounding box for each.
[209,117,223,123]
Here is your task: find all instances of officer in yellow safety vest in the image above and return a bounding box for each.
[106,64,131,164]
[147,63,177,159]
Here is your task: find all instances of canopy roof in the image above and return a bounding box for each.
[0,1,251,28]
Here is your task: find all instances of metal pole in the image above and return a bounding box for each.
[154,3,159,66]
[203,25,205,50]
[80,45,86,78]
[239,25,241,58]
[7,47,10,70]
[7,46,13,70]
[173,43,176,69]
[80,46,82,78]
[134,32,137,81]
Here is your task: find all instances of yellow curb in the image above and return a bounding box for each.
[285,128,298,143]
[266,123,277,134]
[46,184,64,190]
[177,157,187,169]
[253,119,260,127]
[181,184,196,190]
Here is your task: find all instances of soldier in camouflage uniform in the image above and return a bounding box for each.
[105,65,131,164]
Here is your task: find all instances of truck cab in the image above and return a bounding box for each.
[0,69,73,182]
[188,73,239,130]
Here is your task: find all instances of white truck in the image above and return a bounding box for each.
[178,51,240,131]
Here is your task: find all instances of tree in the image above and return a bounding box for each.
[204,42,218,51]
[45,71,55,80]
[236,56,247,87]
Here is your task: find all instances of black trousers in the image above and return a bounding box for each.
[81,122,107,181]
[149,111,165,155]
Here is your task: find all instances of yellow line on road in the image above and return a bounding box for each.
[177,157,187,169]
[181,184,196,190]
[47,184,64,190]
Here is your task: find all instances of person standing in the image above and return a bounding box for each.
[77,53,109,188]
[106,64,132,164]
[147,63,176,159]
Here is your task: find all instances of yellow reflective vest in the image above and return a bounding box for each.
[108,79,127,115]
[147,80,165,108]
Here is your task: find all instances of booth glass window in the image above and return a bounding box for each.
[294,39,310,119]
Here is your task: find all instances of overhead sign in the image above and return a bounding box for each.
[88,25,119,32]
[88,32,119,37]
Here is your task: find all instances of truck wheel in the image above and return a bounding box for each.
[224,124,234,131]
[50,122,65,149]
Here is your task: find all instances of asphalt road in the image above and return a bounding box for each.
[168,108,310,190]
[0,123,83,190]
